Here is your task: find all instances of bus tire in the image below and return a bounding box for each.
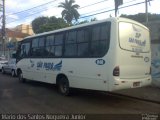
[58,76,70,96]
[18,70,25,83]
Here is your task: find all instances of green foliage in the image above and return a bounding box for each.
[91,18,97,22]
[58,0,80,24]
[32,16,48,33]
[32,16,69,34]
[74,18,97,25]
[121,13,160,23]
[75,20,89,25]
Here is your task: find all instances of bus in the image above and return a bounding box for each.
[16,17,152,95]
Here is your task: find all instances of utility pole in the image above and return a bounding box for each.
[114,0,123,17]
[145,0,148,23]
[2,0,5,56]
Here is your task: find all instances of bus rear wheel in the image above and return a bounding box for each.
[58,77,70,96]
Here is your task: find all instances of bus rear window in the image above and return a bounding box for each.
[119,22,150,53]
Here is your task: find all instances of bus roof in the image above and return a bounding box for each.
[24,17,148,40]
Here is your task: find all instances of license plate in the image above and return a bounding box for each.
[133,82,140,87]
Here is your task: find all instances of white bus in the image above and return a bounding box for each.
[16,17,151,95]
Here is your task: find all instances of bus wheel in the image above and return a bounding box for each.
[58,77,70,96]
[11,70,16,77]
[18,71,25,83]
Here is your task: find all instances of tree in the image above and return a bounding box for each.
[58,0,80,25]
[74,18,97,25]
[90,18,97,22]
[32,16,48,33]
[32,16,69,34]
[75,20,89,25]
[121,13,160,23]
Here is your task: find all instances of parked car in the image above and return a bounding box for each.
[0,55,8,71]
[1,58,17,77]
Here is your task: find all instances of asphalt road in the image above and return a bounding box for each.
[0,73,160,114]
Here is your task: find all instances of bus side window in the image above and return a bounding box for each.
[20,42,30,58]
[31,38,38,57]
[45,35,55,57]
[31,37,45,57]
[91,26,101,56]
[38,37,45,56]
[77,29,89,57]
[54,33,63,57]
[90,23,110,57]
[65,31,77,57]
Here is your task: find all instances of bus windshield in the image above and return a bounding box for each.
[119,22,150,53]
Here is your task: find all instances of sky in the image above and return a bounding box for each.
[1,0,160,28]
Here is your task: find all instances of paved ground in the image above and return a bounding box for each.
[114,85,160,103]
[152,79,160,88]
[0,73,160,115]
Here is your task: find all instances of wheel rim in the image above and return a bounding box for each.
[60,82,67,93]
[59,80,69,94]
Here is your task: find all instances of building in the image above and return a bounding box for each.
[0,24,34,56]
[13,24,34,35]
[6,28,30,41]
[0,28,30,57]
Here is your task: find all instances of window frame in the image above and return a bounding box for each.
[18,39,31,59]
[89,22,111,58]
[30,36,46,58]
[18,21,111,59]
